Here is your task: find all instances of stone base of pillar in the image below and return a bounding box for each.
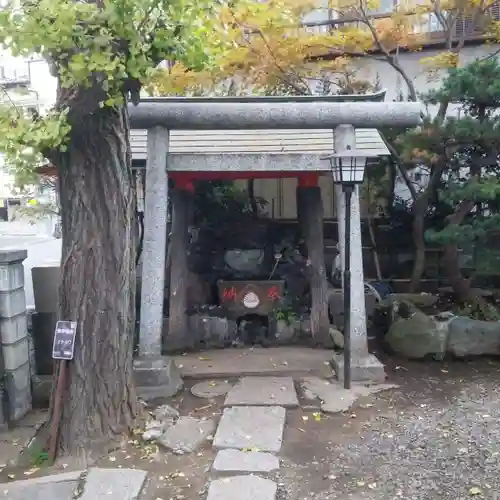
[133,356,183,401]
[331,352,386,384]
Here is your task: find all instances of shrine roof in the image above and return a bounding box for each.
[130,128,389,161]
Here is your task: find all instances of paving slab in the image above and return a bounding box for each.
[173,347,333,379]
[191,380,233,398]
[78,468,147,500]
[213,406,286,453]
[0,471,83,500]
[301,377,398,413]
[207,475,277,500]
[224,377,299,408]
[158,416,215,453]
[212,449,280,474]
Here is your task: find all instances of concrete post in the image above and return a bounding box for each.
[0,249,32,424]
[134,127,182,400]
[331,125,386,384]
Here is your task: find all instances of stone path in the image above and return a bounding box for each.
[0,467,147,500]
[207,376,295,500]
[204,375,397,500]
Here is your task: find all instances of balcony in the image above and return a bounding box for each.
[301,4,500,50]
[0,63,31,89]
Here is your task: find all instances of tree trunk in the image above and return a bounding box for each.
[409,199,426,292]
[168,188,194,347]
[55,103,138,462]
[296,186,330,345]
[441,200,475,302]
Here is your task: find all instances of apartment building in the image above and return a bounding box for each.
[0,54,57,200]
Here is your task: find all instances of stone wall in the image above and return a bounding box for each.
[0,250,31,425]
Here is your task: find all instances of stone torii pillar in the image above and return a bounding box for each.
[333,124,385,383]
[134,126,182,399]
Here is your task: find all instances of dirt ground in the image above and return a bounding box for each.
[2,353,500,500]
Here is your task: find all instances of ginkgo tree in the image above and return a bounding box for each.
[0,0,236,460]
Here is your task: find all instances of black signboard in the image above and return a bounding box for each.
[52,321,77,360]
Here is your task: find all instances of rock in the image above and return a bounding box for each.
[153,404,179,422]
[142,427,164,441]
[142,419,173,441]
[329,327,344,348]
[301,377,397,413]
[385,301,448,359]
[157,416,215,453]
[447,316,500,357]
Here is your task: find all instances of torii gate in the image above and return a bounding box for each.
[129,97,422,397]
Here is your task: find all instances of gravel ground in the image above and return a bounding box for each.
[280,357,500,500]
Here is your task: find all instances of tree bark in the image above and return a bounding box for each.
[409,196,427,292]
[55,103,138,462]
[168,188,194,347]
[441,200,475,302]
[296,186,330,345]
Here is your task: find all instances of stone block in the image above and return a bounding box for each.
[157,416,215,453]
[212,449,280,474]
[0,289,26,318]
[0,262,24,292]
[2,337,29,371]
[207,475,277,500]
[188,314,237,349]
[79,467,148,500]
[0,250,27,265]
[0,313,27,345]
[331,353,386,385]
[213,406,286,453]
[133,356,183,401]
[4,361,32,421]
[224,376,299,408]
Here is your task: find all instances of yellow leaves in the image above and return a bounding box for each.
[420,51,459,70]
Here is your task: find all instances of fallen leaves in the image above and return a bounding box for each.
[469,487,483,496]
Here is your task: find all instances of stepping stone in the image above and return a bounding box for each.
[207,475,277,500]
[191,380,233,398]
[213,406,286,453]
[158,416,215,453]
[301,377,398,413]
[0,471,83,500]
[79,468,147,500]
[212,449,280,474]
[224,376,299,407]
